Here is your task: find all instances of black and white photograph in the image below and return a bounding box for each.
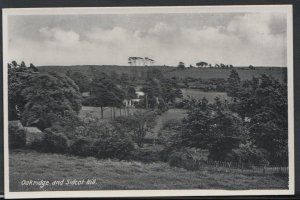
[3,5,294,198]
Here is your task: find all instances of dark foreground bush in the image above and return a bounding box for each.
[9,122,26,149]
[69,137,95,157]
[93,136,135,160]
[131,148,160,163]
[168,151,198,170]
[33,129,69,154]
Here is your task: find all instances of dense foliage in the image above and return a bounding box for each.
[8,63,82,130]
[8,61,288,168]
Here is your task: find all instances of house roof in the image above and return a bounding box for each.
[82,92,90,97]
[9,120,23,129]
[24,127,42,133]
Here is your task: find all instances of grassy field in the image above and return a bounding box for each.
[38,65,286,82]
[79,107,187,139]
[79,106,142,121]
[181,89,229,102]
[165,67,286,81]
[9,150,288,191]
[150,109,187,139]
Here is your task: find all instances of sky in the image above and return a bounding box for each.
[7,12,287,67]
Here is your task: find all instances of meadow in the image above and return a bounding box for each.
[181,89,229,102]
[38,65,287,82]
[79,106,142,121]
[9,150,288,191]
[165,67,287,82]
[80,107,187,139]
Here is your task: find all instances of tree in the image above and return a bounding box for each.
[11,61,18,68]
[20,61,27,69]
[196,61,208,67]
[120,73,130,87]
[88,73,125,119]
[249,65,254,69]
[161,78,183,104]
[177,62,185,70]
[227,73,288,165]
[110,71,120,84]
[67,71,90,92]
[127,87,136,99]
[182,99,245,161]
[146,68,163,80]
[29,63,39,72]
[142,81,159,110]
[226,69,241,97]
[8,66,82,130]
[125,110,156,147]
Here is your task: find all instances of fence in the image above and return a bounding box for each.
[187,159,288,175]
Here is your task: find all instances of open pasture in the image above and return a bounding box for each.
[9,150,288,191]
[79,106,143,120]
[38,65,287,82]
[181,89,229,102]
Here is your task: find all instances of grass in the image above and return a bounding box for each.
[9,150,288,192]
[150,108,187,139]
[79,106,143,120]
[165,67,286,82]
[38,65,286,82]
[79,107,187,139]
[181,89,229,103]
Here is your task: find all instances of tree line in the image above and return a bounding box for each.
[8,61,287,168]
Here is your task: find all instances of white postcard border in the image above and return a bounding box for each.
[2,5,294,198]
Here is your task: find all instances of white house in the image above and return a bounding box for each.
[124,91,145,107]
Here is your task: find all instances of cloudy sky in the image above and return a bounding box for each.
[7,12,287,67]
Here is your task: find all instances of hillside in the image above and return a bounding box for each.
[37,65,287,82]
[10,150,288,191]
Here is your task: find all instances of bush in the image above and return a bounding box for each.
[93,135,135,160]
[69,137,95,157]
[169,151,185,168]
[226,142,270,167]
[168,151,196,170]
[9,122,26,149]
[159,147,173,162]
[35,129,69,154]
[49,110,84,140]
[131,148,160,163]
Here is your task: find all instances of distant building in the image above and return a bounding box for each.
[9,120,23,130]
[124,90,145,108]
[9,120,44,146]
[82,92,90,97]
[23,127,44,146]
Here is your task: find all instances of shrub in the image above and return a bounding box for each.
[226,142,270,167]
[49,110,84,140]
[69,137,95,157]
[93,135,135,160]
[131,148,160,163]
[168,150,199,170]
[159,147,173,162]
[9,122,26,149]
[161,119,181,131]
[36,129,69,154]
[169,151,185,168]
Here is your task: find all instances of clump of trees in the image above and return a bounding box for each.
[128,57,155,66]
[85,72,125,119]
[8,60,288,169]
[159,69,288,167]
[195,61,234,68]
[8,61,82,130]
